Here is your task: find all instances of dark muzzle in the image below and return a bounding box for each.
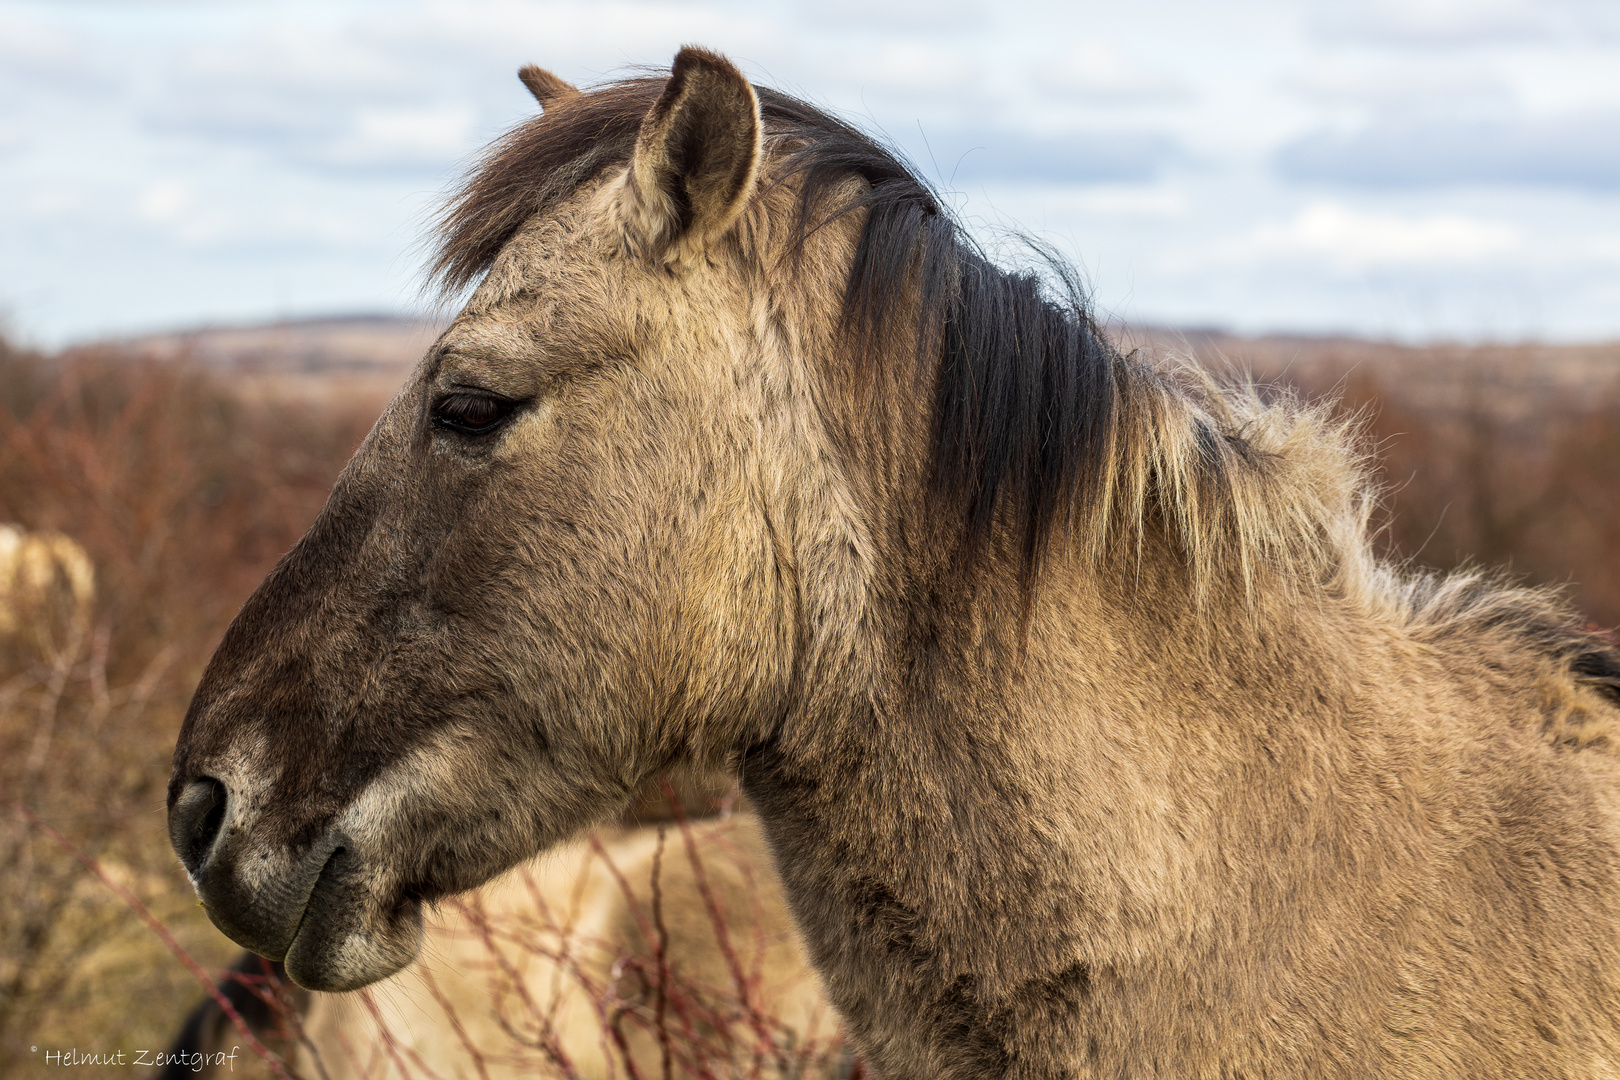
[168,776,345,962]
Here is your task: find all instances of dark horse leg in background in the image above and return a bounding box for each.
[160,951,308,1080]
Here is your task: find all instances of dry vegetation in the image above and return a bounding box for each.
[1340,349,1620,629]
[2,323,1617,1076]
[0,334,378,1073]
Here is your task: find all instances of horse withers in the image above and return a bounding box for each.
[169,46,1620,1078]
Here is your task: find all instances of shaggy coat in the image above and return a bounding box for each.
[169,47,1620,1079]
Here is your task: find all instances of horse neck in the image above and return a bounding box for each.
[745,525,1366,1003]
[743,307,1371,968]
[761,281,1345,763]
[777,509,1346,760]
[743,232,1367,916]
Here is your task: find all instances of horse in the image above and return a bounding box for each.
[0,524,94,655]
[168,46,1620,1078]
[164,778,838,1079]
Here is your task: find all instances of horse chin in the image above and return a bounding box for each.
[280,853,425,992]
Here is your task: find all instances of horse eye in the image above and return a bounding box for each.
[431,392,518,435]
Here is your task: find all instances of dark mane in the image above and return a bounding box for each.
[435,75,1134,581]
[433,78,665,292]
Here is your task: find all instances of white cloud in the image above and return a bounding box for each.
[1313,0,1620,46]
[1283,58,1510,115]
[1313,0,1550,46]
[375,0,782,73]
[176,26,413,98]
[0,119,26,157]
[784,0,987,33]
[1575,233,1620,266]
[137,180,192,223]
[836,41,982,95]
[1037,43,1188,104]
[0,10,119,94]
[25,188,80,218]
[334,105,478,166]
[901,127,1183,186]
[1044,184,1190,219]
[1236,201,1520,270]
[1274,113,1620,189]
[5,0,1620,344]
[0,12,78,66]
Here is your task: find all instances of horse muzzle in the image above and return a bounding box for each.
[168,776,423,990]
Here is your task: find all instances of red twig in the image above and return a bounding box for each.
[514,867,630,1080]
[661,781,782,1072]
[8,800,296,1080]
[418,966,492,1080]
[650,827,673,1080]
[448,895,584,1078]
[588,835,714,1078]
[357,988,449,1080]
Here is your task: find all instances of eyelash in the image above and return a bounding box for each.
[430,392,520,436]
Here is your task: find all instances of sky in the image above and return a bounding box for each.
[3,0,1620,347]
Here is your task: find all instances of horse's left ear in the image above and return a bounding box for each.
[518,64,579,111]
[614,46,761,260]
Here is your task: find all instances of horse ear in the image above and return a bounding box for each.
[518,65,579,111]
[615,46,761,259]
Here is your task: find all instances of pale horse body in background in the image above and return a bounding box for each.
[298,810,839,1080]
[0,525,94,650]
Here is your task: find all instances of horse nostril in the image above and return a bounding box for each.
[170,777,230,876]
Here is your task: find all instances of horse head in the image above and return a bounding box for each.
[168,48,846,991]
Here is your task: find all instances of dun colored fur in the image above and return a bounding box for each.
[170,46,1620,1078]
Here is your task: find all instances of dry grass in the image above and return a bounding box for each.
[2,326,1617,1076]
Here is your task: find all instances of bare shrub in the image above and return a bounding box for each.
[150,799,847,1080]
[0,335,375,1070]
[294,803,846,1080]
[0,339,377,683]
[1324,352,1620,628]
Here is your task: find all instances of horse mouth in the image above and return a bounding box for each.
[281,846,426,992]
[279,845,344,951]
